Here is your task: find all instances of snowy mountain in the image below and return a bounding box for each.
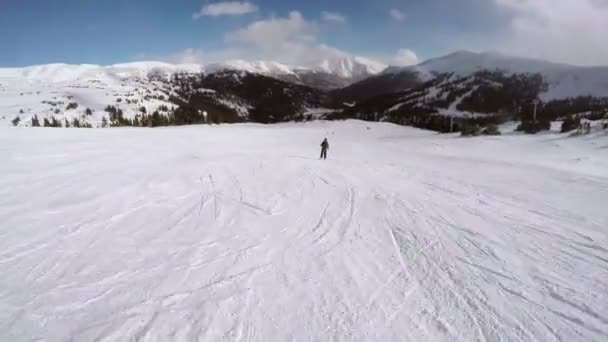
[173,69,328,123]
[337,71,552,129]
[410,51,608,100]
[204,56,387,90]
[2,51,607,130]
[0,61,332,127]
[315,55,386,79]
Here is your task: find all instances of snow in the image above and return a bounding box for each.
[215,97,252,118]
[437,85,485,118]
[388,102,406,112]
[1,120,607,341]
[302,107,335,118]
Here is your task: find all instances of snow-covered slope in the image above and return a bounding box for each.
[411,51,608,100]
[0,62,202,126]
[1,121,607,341]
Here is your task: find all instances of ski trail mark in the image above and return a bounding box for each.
[198,176,206,216]
[312,202,330,233]
[208,174,218,220]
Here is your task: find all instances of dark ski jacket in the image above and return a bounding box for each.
[321,139,329,150]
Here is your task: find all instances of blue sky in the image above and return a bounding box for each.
[1,0,607,67]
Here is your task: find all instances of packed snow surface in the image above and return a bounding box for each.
[1,121,607,341]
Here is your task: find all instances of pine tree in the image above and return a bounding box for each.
[85,108,93,116]
[31,115,41,127]
[51,117,61,127]
[12,116,20,126]
[72,118,81,128]
[43,118,51,127]
[101,116,109,128]
[151,111,161,127]
[64,118,70,128]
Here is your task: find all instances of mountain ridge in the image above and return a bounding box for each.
[2,50,607,130]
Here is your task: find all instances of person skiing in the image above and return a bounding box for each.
[320,138,329,160]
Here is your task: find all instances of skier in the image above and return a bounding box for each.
[320,138,329,160]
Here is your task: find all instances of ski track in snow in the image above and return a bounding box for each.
[1,120,607,341]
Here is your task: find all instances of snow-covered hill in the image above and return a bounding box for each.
[0,62,200,127]
[410,51,608,100]
[1,120,607,341]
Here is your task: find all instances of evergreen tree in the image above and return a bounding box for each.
[43,118,51,127]
[66,102,79,110]
[64,118,70,128]
[151,111,161,127]
[72,118,81,128]
[31,115,41,127]
[85,108,93,116]
[51,117,61,127]
[101,116,109,128]
[12,116,20,126]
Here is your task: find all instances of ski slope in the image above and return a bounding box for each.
[1,121,607,341]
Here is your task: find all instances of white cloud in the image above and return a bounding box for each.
[495,0,608,65]
[389,8,405,22]
[321,11,347,23]
[171,11,385,70]
[169,48,207,64]
[226,11,320,50]
[193,1,258,19]
[393,49,419,66]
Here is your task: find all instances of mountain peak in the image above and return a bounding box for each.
[314,55,386,79]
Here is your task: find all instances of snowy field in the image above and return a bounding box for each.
[1,120,607,341]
